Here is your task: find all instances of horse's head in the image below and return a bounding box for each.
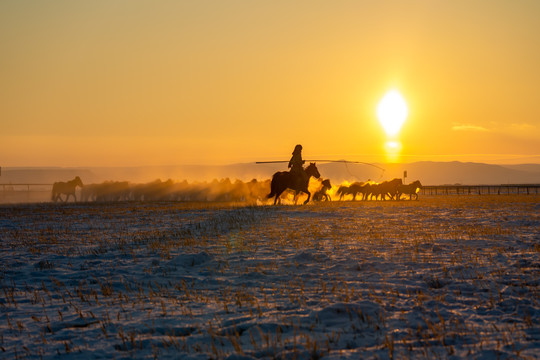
[305,162,321,179]
[321,179,331,189]
[74,176,84,187]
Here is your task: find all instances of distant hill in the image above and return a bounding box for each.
[0,168,95,184]
[365,162,540,185]
[1,161,540,186]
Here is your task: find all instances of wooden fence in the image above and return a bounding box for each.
[0,184,54,203]
[420,184,540,196]
[1,183,52,191]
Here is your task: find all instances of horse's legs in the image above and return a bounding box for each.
[303,191,311,205]
[52,191,61,202]
[273,189,284,205]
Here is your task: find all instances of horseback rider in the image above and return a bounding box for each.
[288,144,308,185]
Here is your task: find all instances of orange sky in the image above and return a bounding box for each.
[1,1,539,167]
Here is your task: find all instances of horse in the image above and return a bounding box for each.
[313,179,332,202]
[348,182,372,201]
[94,181,131,202]
[397,180,423,200]
[367,183,382,200]
[80,183,98,202]
[384,178,404,200]
[337,183,358,201]
[336,185,350,200]
[51,176,84,202]
[337,182,370,201]
[358,183,372,200]
[368,178,402,200]
[267,163,321,205]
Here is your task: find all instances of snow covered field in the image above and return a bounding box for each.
[1,196,538,359]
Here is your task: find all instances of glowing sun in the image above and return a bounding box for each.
[376,90,408,137]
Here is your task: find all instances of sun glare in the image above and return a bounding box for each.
[376,90,408,137]
[384,140,402,162]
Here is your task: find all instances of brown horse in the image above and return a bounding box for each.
[336,182,371,201]
[51,176,84,202]
[313,179,332,202]
[368,178,403,200]
[267,163,321,205]
[383,178,403,200]
[397,180,423,200]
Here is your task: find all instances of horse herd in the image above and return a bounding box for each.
[265,162,422,204]
[51,164,423,204]
[336,179,423,201]
[52,177,271,203]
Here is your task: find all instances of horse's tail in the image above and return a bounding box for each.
[266,176,277,199]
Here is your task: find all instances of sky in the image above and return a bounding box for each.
[1,0,539,167]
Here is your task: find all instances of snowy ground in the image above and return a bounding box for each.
[1,196,538,359]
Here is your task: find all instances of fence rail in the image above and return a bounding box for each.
[1,183,52,190]
[421,184,540,195]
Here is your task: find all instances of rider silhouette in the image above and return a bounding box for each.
[288,144,308,185]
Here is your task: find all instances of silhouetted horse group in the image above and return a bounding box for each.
[50,170,421,205]
[337,179,422,201]
[52,177,272,203]
[81,178,271,202]
[264,162,424,204]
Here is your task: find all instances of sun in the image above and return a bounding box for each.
[376,90,408,137]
